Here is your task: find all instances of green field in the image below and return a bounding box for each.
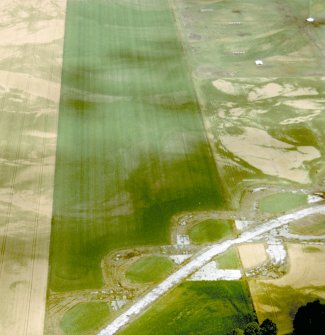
[49,0,225,292]
[119,281,255,335]
[259,192,308,213]
[60,302,110,335]
[189,219,233,244]
[215,247,241,269]
[126,255,174,283]
[289,220,325,236]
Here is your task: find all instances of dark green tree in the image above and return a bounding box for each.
[244,322,262,335]
[260,319,277,335]
[226,328,244,335]
[293,300,325,335]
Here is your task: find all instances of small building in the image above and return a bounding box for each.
[255,59,264,66]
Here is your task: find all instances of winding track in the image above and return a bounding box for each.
[98,203,325,335]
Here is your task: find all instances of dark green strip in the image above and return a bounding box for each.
[49,0,225,292]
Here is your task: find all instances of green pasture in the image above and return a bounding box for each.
[126,255,174,283]
[259,192,308,213]
[189,219,233,244]
[290,219,325,236]
[119,281,255,335]
[60,302,110,335]
[49,0,225,292]
[215,247,241,269]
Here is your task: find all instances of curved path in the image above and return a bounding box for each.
[98,204,325,335]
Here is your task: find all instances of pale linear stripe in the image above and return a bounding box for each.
[98,204,325,335]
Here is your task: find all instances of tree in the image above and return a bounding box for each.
[293,300,325,335]
[260,319,277,335]
[244,322,262,335]
[226,329,244,335]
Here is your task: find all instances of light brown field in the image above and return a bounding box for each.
[248,243,325,334]
[237,243,267,269]
[0,1,66,334]
[268,244,325,289]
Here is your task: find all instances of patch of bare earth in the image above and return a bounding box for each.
[237,243,267,269]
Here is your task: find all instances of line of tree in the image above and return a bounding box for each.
[225,300,325,335]
[226,318,277,335]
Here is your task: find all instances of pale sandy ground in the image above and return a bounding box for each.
[220,127,320,183]
[0,71,61,103]
[0,1,66,335]
[249,243,325,334]
[248,82,319,101]
[268,244,325,288]
[212,79,321,100]
[237,243,267,269]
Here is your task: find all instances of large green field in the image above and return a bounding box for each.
[49,0,225,292]
[126,255,174,283]
[259,192,308,214]
[119,281,255,335]
[60,302,110,335]
[189,219,233,244]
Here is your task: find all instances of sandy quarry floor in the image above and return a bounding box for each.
[0,1,66,334]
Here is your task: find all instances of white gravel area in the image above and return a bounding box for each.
[176,234,190,246]
[188,261,241,281]
[235,219,254,230]
[265,237,287,264]
[308,195,323,204]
